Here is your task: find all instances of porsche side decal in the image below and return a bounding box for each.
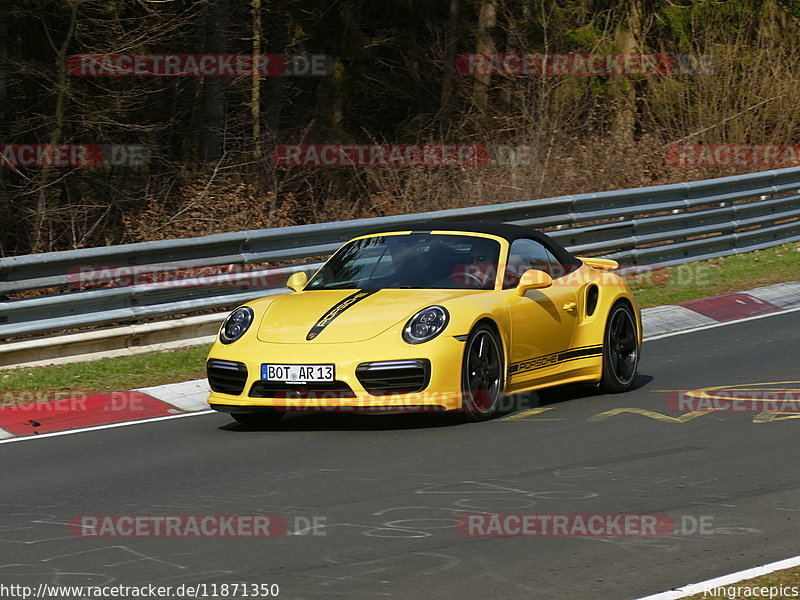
[508,345,602,377]
[306,290,378,340]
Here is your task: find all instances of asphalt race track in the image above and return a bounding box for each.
[3,311,800,600]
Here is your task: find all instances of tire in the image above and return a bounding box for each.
[599,302,639,393]
[461,324,505,421]
[231,411,284,426]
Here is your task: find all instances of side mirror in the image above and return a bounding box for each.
[515,269,552,295]
[286,271,308,292]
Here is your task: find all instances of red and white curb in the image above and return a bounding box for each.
[0,379,210,441]
[134,378,211,413]
[642,281,800,340]
[1,280,799,442]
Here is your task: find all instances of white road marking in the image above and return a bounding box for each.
[0,410,215,445]
[632,553,800,599]
[644,304,800,341]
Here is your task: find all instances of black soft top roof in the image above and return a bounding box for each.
[364,221,581,267]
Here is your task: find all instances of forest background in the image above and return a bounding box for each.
[1,0,798,257]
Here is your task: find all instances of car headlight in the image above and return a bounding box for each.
[219,306,254,344]
[403,306,449,344]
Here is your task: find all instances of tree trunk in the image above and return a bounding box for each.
[0,0,8,254]
[265,0,288,134]
[200,0,229,162]
[473,0,496,115]
[251,0,262,159]
[0,0,8,127]
[439,0,460,114]
[32,2,78,252]
[609,0,642,145]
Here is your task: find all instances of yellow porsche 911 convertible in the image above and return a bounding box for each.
[206,222,641,424]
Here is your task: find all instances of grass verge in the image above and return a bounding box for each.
[0,344,211,407]
[1,241,799,405]
[624,241,800,308]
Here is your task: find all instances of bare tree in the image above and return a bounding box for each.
[200,0,230,161]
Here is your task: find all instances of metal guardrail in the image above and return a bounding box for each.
[2,166,800,340]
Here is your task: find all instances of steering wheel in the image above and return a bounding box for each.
[460,270,489,288]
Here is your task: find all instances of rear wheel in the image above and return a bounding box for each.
[231,411,284,426]
[599,302,639,393]
[461,325,505,421]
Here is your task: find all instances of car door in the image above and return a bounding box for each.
[503,238,579,389]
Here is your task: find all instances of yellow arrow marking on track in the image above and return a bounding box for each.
[587,408,719,423]
[500,407,560,421]
[753,412,800,423]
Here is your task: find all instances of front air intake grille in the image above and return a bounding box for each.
[207,359,248,395]
[249,380,356,399]
[356,359,431,396]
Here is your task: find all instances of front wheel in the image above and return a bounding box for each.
[461,325,505,421]
[599,302,639,393]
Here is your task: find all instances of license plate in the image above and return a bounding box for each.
[261,363,334,383]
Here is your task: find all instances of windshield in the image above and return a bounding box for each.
[306,233,502,290]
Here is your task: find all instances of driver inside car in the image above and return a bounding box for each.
[457,239,499,290]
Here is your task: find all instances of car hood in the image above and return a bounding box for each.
[256,288,480,343]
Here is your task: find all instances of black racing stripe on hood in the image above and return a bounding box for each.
[306,290,379,340]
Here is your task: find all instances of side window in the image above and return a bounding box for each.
[503,239,559,288]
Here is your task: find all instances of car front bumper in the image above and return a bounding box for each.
[206,333,467,413]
